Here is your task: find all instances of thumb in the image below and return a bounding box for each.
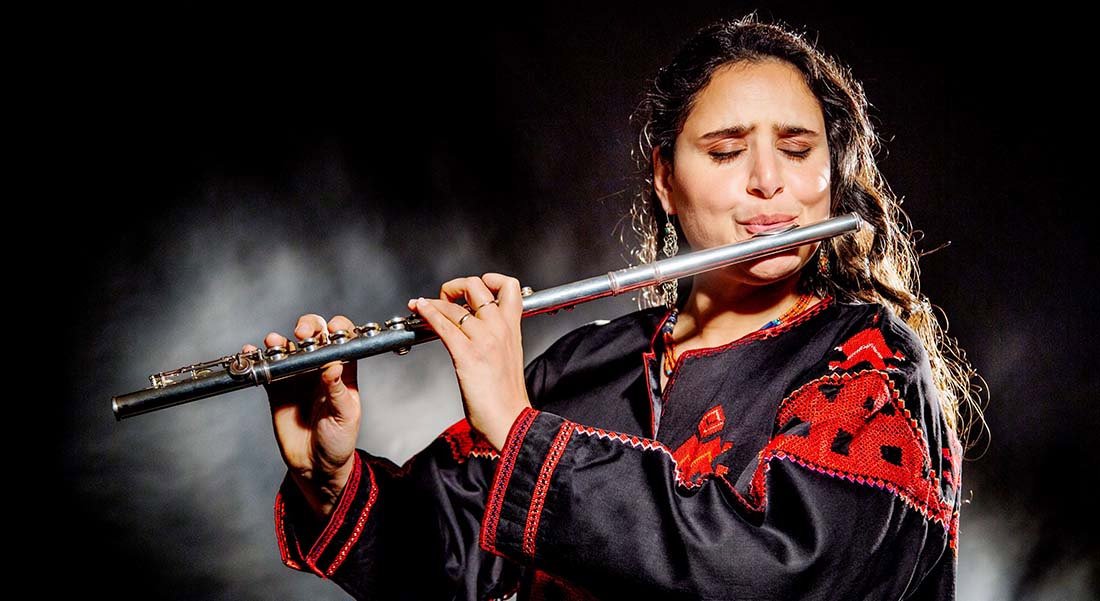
[321,362,359,421]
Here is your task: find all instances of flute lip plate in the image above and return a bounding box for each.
[750,222,800,237]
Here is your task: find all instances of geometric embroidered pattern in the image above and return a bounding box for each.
[671,405,733,484]
[829,326,907,371]
[750,369,956,548]
[441,417,501,463]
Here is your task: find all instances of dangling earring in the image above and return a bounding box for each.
[817,243,830,277]
[661,212,679,308]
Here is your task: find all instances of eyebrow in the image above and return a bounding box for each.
[699,123,821,140]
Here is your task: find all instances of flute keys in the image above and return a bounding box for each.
[330,330,349,344]
[521,286,534,297]
[299,337,320,352]
[265,345,288,360]
[386,316,408,330]
[228,355,253,377]
[356,322,382,337]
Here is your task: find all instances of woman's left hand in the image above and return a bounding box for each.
[407,273,531,452]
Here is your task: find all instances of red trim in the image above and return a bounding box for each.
[571,424,704,489]
[649,306,676,349]
[273,492,302,570]
[326,461,379,577]
[687,294,831,358]
[641,350,659,438]
[522,420,575,559]
[660,295,833,408]
[481,407,539,556]
[306,452,363,572]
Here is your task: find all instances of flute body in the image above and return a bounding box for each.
[112,213,863,420]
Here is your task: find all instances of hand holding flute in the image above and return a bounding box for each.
[252,274,532,520]
[243,314,362,521]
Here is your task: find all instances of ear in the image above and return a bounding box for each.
[652,145,676,215]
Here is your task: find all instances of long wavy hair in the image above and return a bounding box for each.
[625,13,986,451]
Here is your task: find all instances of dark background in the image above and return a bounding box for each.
[45,2,1096,599]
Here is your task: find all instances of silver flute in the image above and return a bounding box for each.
[111,212,863,420]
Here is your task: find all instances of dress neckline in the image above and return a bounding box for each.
[650,294,834,369]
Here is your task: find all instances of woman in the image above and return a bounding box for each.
[249,14,978,600]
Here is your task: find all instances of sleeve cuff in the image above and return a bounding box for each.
[274,449,378,578]
[480,407,575,562]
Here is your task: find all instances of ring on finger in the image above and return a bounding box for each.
[458,312,474,326]
[474,299,499,315]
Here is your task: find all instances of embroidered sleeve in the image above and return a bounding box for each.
[271,354,555,600]
[479,310,963,600]
[273,425,524,600]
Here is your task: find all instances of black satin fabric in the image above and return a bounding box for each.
[275,297,961,600]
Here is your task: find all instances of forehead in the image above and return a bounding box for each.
[682,60,825,135]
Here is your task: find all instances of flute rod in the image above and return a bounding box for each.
[111,212,862,420]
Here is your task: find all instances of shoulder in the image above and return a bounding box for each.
[771,300,962,544]
[825,299,930,379]
[825,299,963,510]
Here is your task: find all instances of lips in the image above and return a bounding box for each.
[741,214,797,234]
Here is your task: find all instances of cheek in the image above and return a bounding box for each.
[796,164,832,213]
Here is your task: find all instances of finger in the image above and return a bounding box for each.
[426,296,487,334]
[480,273,522,317]
[327,315,356,334]
[413,297,474,356]
[327,315,359,389]
[294,314,328,341]
[440,276,496,312]
[263,332,289,348]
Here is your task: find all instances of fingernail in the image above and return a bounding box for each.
[416,297,426,306]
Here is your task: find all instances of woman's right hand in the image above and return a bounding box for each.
[243,313,361,521]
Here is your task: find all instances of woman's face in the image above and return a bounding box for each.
[654,59,832,287]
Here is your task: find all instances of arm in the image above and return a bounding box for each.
[273,351,556,601]
[480,319,962,600]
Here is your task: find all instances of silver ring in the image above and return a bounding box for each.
[474,299,499,315]
[458,312,473,326]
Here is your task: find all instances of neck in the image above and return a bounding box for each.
[675,273,814,345]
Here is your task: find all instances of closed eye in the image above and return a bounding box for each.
[709,149,813,163]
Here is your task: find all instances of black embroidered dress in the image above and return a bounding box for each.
[274,296,963,600]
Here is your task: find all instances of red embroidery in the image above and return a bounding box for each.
[698,405,725,438]
[829,326,906,371]
[481,407,539,556]
[441,418,501,462]
[327,462,379,577]
[523,421,574,559]
[747,370,954,534]
[307,452,364,574]
[273,493,301,570]
[671,405,733,483]
[944,421,964,554]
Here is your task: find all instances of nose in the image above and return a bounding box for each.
[746,144,783,200]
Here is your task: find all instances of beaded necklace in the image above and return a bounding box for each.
[661,293,817,378]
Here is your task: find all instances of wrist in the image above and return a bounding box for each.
[291,455,356,520]
[486,403,532,452]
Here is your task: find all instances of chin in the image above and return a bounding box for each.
[743,254,805,284]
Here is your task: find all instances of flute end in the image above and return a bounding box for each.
[850,212,874,235]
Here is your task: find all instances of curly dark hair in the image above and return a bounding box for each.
[625,12,986,451]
